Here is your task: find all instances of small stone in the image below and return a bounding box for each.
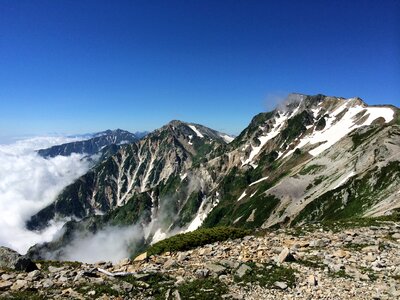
[175,276,185,285]
[121,281,133,292]
[42,279,54,288]
[310,239,325,247]
[1,274,15,281]
[164,259,177,268]
[195,269,210,278]
[219,259,240,269]
[10,279,28,291]
[117,258,131,266]
[0,281,13,290]
[308,274,317,286]
[365,253,377,262]
[137,281,150,288]
[205,263,226,275]
[392,233,400,239]
[173,289,182,300]
[111,284,122,293]
[362,245,379,253]
[235,264,252,278]
[27,270,41,280]
[48,266,64,273]
[333,249,349,258]
[133,252,147,262]
[274,281,288,290]
[277,247,295,263]
[88,290,96,296]
[177,253,187,261]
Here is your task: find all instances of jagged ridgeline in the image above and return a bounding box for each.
[37,129,139,158]
[27,94,400,260]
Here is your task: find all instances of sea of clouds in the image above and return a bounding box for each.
[0,136,92,254]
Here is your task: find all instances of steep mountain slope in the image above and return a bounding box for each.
[27,121,228,232]
[37,129,137,158]
[26,94,400,261]
[202,94,399,228]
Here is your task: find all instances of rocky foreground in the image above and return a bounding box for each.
[1,221,400,299]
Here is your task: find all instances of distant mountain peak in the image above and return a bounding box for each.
[37,129,137,158]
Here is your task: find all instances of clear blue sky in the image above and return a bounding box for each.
[0,0,399,138]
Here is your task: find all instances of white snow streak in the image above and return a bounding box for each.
[237,191,247,202]
[220,134,234,143]
[283,102,394,158]
[188,125,204,138]
[249,176,269,186]
[334,172,355,189]
[242,112,288,166]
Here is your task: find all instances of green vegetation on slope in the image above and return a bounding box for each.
[293,161,400,224]
[145,227,250,256]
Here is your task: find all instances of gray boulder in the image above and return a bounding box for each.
[0,246,37,272]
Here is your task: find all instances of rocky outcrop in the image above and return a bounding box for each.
[0,247,37,272]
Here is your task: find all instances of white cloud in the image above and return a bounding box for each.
[60,225,144,264]
[0,136,92,254]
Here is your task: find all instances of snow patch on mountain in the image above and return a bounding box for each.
[334,171,356,189]
[188,125,204,138]
[237,191,247,202]
[249,176,269,186]
[242,112,288,167]
[283,101,394,158]
[220,134,234,143]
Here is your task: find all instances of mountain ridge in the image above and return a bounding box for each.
[25,93,400,262]
[37,129,138,158]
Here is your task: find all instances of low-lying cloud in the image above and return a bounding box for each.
[60,225,144,264]
[0,136,92,254]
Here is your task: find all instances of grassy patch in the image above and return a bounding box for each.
[234,262,296,288]
[359,267,378,281]
[120,273,174,300]
[343,243,371,251]
[0,291,46,300]
[145,227,250,256]
[295,257,326,270]
[77,283,120,298]
[293,161,400,225]
[351,126,380,150]
[177,278,228,300]
[319,212,400,232]
[34,260,81,271]
[299,164,325,175]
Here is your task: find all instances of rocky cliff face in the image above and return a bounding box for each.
[26,94,400,261]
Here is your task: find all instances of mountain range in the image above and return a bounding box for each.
[26,93,400,260]
[37,129,139,158]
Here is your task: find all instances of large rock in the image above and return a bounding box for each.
[0,247,37,272]
[235,264,252,278]
[205,263,226,275]
[133,252,147,262]
[277,247,296,263]
[0,281,13,291]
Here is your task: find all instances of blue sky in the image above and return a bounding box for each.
[0,0,399,139]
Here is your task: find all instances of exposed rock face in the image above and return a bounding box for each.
[27,121,228,232]
[0,247,37,272]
